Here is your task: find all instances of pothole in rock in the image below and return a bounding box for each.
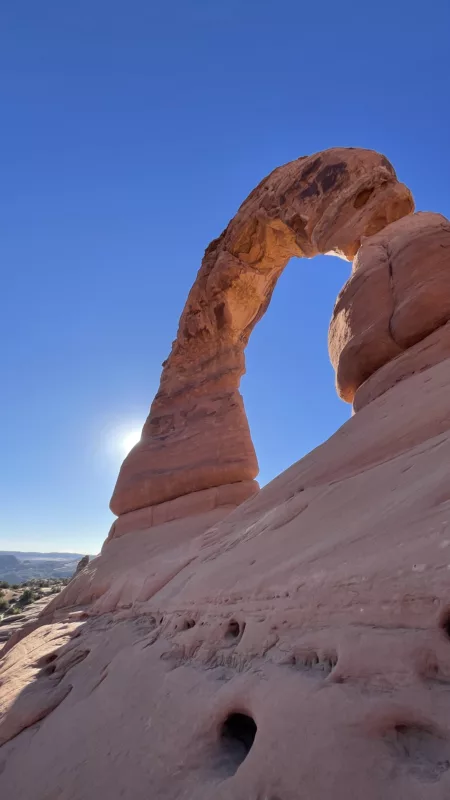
[384,723,450,782]
[35,652,58,667]
[286,650,337,676]
[439,608,450,641]
[215,712,257,777]
[225,619,245,641]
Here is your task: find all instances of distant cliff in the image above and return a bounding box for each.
[0,552,89,583]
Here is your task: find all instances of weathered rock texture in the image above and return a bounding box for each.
[4,148,450,799]
[329,211,450,403]
[110,148,413,519]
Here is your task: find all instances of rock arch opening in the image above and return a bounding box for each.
[110,148,414,520]
[241,251,350,485]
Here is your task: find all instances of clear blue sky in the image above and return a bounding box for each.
[2,1,450,553]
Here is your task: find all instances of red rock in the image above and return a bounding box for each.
[329,212,450,402]
[110,148,413,516]
[354,320,450,410]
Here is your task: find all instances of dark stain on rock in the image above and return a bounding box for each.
[214,302,227,330]
[299,180,319,200]
[150,414,175,436]
[317,162,348,193]
[301,156,322,181]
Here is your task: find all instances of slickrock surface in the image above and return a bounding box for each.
[3,147,450,799]
[0,596,54,645]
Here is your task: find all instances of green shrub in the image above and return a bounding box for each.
[0,581,9,589]
[0,598,8,612]
[18,588,33,606]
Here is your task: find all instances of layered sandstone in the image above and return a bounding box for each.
[329,211,450,402]
[110,148,413,519]
[4,360,450,799]
[4,148,450,799]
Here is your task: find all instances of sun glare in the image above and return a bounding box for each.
[121,429,142,456]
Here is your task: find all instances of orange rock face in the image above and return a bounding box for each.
[110,148,413,518]
[329,212,450,402]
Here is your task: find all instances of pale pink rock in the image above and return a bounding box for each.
[3,360,450,798]
[106,481,259,542]
[353,320,450,410]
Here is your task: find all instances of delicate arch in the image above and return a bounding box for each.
[110,148,413,516]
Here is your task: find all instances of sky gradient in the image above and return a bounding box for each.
[2,1,450,553]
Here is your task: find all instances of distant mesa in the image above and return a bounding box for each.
[0,552,94,583]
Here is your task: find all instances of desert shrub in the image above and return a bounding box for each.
[18,588,33,606]
[0,598,8,612]
[0,581,9,589]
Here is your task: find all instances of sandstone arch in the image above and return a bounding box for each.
[110,148,414,518]
[8,149,450,800]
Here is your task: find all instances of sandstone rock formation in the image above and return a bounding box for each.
[73,555,89,575]
[329,211,450,403]
[3,147,450,799]
[110,148,413,521]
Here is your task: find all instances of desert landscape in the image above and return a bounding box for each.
[0,578,68,645]
[0,552,90,584]
[2,146,450,798]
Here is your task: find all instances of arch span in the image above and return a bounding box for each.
[110,148,413,517]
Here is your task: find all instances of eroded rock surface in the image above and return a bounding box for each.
[3,148,450,799]
[110,147,413,518]
[329,211,450,402]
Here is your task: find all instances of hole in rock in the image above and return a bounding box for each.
[36,652,58,667]
[226,619,243,639]
[220,712,257,771]
[439,608,450,640]
[241,255,350,489]
[182,619,196,630]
